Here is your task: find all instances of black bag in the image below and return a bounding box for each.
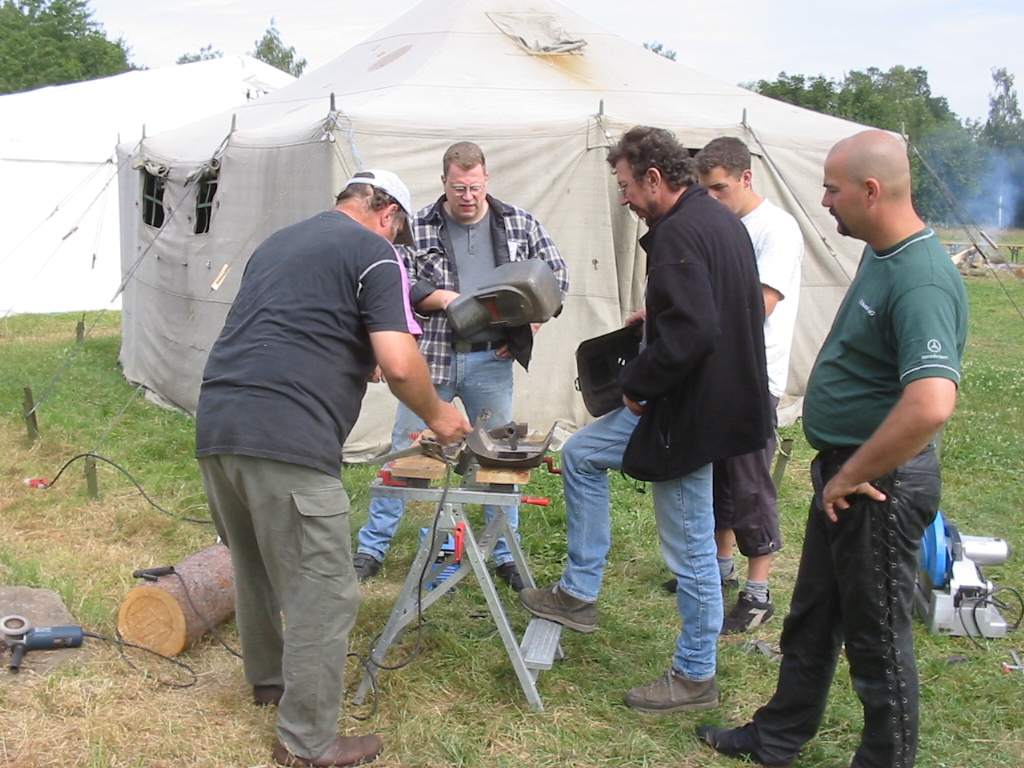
[574,325,642,417]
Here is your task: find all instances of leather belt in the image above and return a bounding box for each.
[452,340,502,354]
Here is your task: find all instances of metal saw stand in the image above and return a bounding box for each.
[352,476,562,712]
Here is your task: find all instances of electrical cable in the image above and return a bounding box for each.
[41,452,212,525]
[167,571,242,658]
[952,585,1023,651]
[364,459,457,674]
[82,630,198,688]
[345,651,379,721]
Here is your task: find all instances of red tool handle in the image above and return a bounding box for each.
[542,457,562,474]
[453,522,466,562]
[377,468,407,487]
[521,496,550,506]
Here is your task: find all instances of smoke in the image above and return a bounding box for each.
[964,150,1024,229]
[914,127,1024,231]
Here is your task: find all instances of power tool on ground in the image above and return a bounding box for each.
[915,511,1011,638]
[2,615,85,672]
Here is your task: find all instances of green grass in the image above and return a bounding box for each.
[1,272,1023,767]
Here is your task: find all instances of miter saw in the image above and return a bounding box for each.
[915,511,1012,638]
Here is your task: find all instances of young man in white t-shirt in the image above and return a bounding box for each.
[675,136,804,633]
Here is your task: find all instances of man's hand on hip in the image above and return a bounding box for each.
[822,472,887,523]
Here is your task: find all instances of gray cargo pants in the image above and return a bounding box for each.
[199,454,361,759]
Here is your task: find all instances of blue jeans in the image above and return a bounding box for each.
[558,407,637,602]
[357,349,518,565]
[653,464,721,681]
[557,406,720,680]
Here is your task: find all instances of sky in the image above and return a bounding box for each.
[87,0,1024,125]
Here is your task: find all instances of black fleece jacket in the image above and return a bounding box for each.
[620,184,772,481]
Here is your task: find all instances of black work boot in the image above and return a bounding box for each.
[696,725,792,767]
[495,562,525,591]
[353,553,382,582]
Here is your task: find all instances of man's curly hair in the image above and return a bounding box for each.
[607,126,697,190]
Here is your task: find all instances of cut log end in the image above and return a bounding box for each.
[118,586,189,656]
[116,543,235,656]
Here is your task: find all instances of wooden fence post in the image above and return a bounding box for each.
[22,387,39,443]
[85,455,99,499]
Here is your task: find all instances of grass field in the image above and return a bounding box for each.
[1,270,1023,767]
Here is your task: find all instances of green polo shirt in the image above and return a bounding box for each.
[803,228,968,452]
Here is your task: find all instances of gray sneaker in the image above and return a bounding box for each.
[625,668,719,713]
[519,583,597,633]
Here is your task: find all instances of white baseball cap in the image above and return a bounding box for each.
[344,169,414,245]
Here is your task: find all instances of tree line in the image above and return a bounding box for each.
[0,0,306,94]
[750,66,1024,228]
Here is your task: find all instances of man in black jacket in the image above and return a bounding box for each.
[520,126,771,712]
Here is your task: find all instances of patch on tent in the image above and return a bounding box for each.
[486,12,587,55]
[368,45,413,73]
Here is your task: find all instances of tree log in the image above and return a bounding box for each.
[117,543,235,656]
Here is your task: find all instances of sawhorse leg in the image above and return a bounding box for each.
[353,495,548,711]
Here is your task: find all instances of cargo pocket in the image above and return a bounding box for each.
[291,486,351,578]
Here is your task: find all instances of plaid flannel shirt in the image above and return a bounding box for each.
[401,194,570,385]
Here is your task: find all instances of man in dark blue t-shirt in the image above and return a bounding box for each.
[196,170,470,768]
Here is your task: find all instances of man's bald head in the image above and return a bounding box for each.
[827,130,912,201]
[822,130,923,250]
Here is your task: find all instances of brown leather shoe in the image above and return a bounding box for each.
[272,734,383,767]
[253,684,285,706]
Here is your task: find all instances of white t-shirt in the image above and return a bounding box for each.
[742,199,804,397]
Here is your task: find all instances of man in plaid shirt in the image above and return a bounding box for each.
[355,141,569,589]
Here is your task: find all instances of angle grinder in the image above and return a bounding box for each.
[2,615,84,672]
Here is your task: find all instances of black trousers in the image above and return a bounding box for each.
[749,447,941,768]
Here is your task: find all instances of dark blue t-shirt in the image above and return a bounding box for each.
[195,210,417,476]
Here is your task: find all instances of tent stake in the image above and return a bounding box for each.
[85,455,99,499]
[22,387,39,443]
[771,437,794,490]
[76,320,85,343]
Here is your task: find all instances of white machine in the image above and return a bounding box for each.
[915,511,1012,638]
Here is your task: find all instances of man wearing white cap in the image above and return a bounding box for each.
[196,170,471,768]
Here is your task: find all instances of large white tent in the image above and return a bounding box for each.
[117,0,872,458]
[0,56,294,316]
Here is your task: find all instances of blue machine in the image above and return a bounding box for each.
[915,511,1011,637]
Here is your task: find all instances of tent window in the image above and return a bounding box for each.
[194,176,218,234]
[142,171,165,228]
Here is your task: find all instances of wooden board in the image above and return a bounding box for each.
[475,467,532,485]
[386,455,533,486]
[387,454,449,480]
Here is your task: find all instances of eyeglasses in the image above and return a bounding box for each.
[617,179,638,197]
[448,184,486,196]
